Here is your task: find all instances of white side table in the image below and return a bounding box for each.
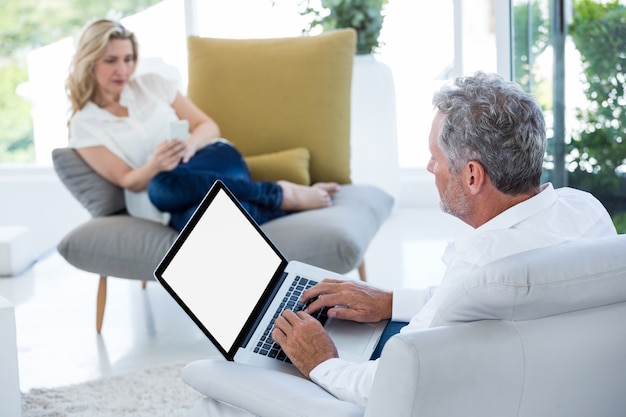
[0,295,21,417]
[0,226,34,276]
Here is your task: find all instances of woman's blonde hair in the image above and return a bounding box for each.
[66,19,138,117]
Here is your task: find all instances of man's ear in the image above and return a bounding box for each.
[463,160,486,195]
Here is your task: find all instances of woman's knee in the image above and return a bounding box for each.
[192,142,251,180]
[148,173,179,211]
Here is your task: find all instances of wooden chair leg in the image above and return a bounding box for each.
[358,261,367,282]
[141,280,147,289]
[96,275,107,333]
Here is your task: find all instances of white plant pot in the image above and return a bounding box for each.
[350,54,400,204]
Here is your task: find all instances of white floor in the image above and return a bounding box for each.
[0,207,470,392]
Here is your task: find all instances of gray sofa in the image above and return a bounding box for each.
[181,234,626,417]
[52,148,394,331]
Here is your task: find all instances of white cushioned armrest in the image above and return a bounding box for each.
[367,302,626,417]
[430,234,626,326]
[182,359,364,417]
[366,321,526,417]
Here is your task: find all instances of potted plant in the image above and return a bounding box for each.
[299,0,388,55]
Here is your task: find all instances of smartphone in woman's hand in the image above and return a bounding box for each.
[170,120,189,141]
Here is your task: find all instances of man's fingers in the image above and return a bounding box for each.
[281,309,299,322]
[326,306,360,321]
[273,309,305,334]
[304,293,343,314]
[301,279,344,301]
[271,315,289,343]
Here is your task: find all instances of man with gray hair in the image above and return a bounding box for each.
[192,72,617,415]
[271,71,616,406]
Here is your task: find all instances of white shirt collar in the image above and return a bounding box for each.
[475,182,555,233]
[83,80,135,122]
[443,183,556,263]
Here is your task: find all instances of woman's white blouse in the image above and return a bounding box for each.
[69,73,179,224]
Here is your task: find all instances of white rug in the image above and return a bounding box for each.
[21,363,203,417]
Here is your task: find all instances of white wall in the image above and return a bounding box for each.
[19,0,188,165]
[0,166,89,261]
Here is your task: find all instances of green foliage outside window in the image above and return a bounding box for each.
[512,1,550,96]
[567,0,626,185]
[0,0,161,163]
[568,0,626,230]
[512,0,626,232]
[0,61,33,162]
[299,0,388,55]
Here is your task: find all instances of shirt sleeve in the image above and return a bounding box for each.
[137,73,178,104]
[68,108,143,169]
[309,358,380,406]
[392,286,436,322]
[68,111,109,149]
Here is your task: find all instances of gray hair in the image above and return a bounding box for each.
[432,71,546,195]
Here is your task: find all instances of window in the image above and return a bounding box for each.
[0,0,173,165]
[511,0,626,232]
[381,0,501,168]
[2,0,507,170]
[195,0,502,169]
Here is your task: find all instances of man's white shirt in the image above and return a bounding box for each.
[310,183,617,406]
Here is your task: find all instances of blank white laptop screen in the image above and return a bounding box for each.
[159,189,283,351]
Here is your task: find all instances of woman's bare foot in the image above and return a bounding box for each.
[313,182,341,197]
[278,181,339,211]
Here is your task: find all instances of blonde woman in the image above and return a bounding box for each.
[66,19,339,231]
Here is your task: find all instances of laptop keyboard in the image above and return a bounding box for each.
[254,275,329,363]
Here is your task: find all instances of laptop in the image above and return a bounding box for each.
[153,180,388,375]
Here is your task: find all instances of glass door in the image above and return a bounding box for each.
[511,0,626,231]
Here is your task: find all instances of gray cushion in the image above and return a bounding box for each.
[52,147,394,280]
[52,148,125,217]
[57,215,178,281]
[263,184,394,273]
[57,185,394,280]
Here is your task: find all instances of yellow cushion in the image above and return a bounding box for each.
[245,148,310,185]
[187,29,356,184]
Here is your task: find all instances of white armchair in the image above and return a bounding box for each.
[182,234,626,417]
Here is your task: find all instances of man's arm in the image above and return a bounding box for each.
[310,358,380,407]
[271,310,378,407]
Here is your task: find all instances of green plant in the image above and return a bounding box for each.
[567,0,626,196]
[299,0,388,54]
[512,1,550,93]
[612,211,626,234]
[0,0,162,163]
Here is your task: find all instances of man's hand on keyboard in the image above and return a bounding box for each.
[301,279,393,323]
[271,310,338,378]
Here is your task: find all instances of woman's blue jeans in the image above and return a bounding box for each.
[148,141,286,231]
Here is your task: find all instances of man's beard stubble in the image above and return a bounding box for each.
[439,176,470,219]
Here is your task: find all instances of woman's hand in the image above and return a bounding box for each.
[179,120,221,163]
[171,93,222,164]
[181,142,197,164]
[151,139,186,172]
